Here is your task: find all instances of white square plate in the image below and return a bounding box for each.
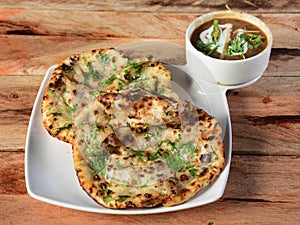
[25,64,232,214]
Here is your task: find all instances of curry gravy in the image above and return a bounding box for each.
[191,18,268,60]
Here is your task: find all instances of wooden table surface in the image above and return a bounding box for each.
[1,1,299,224]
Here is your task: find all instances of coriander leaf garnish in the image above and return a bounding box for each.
[143,131,152,138]
[61,97,76,113]
[88,90,100,99]
[102,188,112,202]
[56,121,72,131]
[130,149,146,162]
[161,151,170,159]
[100,53,110,64]
[188,167,199,177]
[87,150,109,174]
[185,162,199,177]
[116,195,130,202]
[117,82,123,91]
[101,74,117,86]
[158,139,172,147]
[246,33,264,49]
[47,89,55,94]
[166,151,185,172]
[86,60,93,67]
[157,87,165,95]
[123,62,144,82]
[50,111,63,116]
[212,19,221,43]
[196,40,219,56]
[227,33,247,58]
[207,45,219,56]
[197,40,213,52]
[181,141,196,154]
[126,60,144,75]
[150,152,159,161]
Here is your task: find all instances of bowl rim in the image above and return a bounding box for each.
[185,10,273,64]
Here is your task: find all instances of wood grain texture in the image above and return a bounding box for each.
[227,77,300,117]
[0,37,187,76]
[227,78,300,155]
[0,0,299,13]
[231,119,300,156]
[0,76,41,151]
[0,152,26,195]
[0,10,298,47]
[225,155,300,202]
[1,152,299,224]
[0,1,299,223]
[0,76,299,155]
[0,10,299,76]
[0,36,299,76]
[1,151,300,202]
[1,195,299,225]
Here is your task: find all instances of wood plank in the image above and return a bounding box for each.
[1,2,299,224]
[1,152,300,203]
[0,36,299,76]
[0,124,28,151]
[0,37,186,76]
[0,10,298,48]
[0,76,42,151]
[0,152,26,195]
[231,119,300,156]
[1,195,299,224]
[1,152,300,224]
[227,77,300,155]
[227,77,300,117]
[2,117,299,155]
[0,0,299,13]
[0,76,299,155]
[224,155,300,202]
[268,48,300,77]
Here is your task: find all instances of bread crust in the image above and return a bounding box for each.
[72,91,224,208]
[42,48,224,208]
[42,48,130,142]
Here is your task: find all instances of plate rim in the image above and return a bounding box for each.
[25,64,232,215]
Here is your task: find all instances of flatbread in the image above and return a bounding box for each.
[72,89,224,208]
[41,48,171,143]
[42,48,224,208]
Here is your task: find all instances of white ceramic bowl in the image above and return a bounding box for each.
[185,10,273,86]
